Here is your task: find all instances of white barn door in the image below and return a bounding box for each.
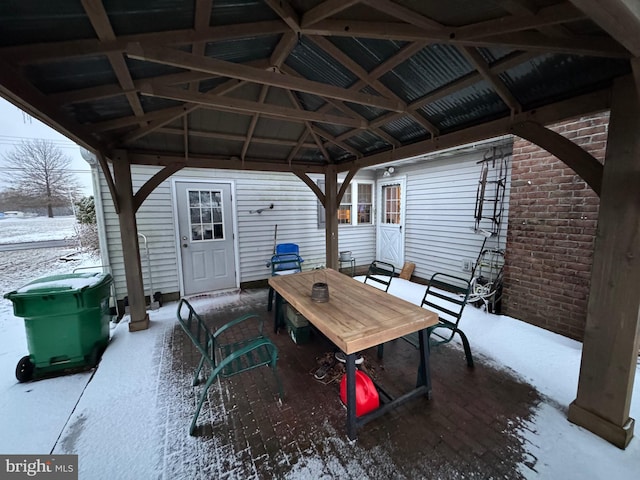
[377,177,406,269]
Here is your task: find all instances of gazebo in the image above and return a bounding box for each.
[0,0,638,449]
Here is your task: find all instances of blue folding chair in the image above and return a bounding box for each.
[267,244,303,313]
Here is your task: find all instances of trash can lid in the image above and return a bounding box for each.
[4,272,112,298]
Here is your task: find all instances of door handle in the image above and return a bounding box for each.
[182,243,188,248]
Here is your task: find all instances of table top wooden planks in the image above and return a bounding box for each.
[269,268,438,354]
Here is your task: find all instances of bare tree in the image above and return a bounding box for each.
[2,139,82,217]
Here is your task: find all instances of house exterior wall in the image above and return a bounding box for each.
[502,112,608,340]
[96,139,512,303]
[390,142,512,285]
[97,166,377,301]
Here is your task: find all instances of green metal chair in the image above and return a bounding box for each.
[377,272,474,368]
[176,299,283,435]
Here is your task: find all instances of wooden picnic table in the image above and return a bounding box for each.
[269,268,439,439]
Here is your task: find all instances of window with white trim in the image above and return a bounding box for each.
[317,179,375,228]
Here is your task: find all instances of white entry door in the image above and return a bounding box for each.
[175,181,237,295]
[377,177,406,269]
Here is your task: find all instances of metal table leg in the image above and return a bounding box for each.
[346,353,357,440]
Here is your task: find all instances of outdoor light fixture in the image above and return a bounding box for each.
[383,166,395,177]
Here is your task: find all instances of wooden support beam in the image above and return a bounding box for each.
[324,165,339,270]
[126,43,405,112]
[568,74,640,449]
[111,149,150,331]
[511,120,603,195]
[570,0,640,56]
[133,163,185,212]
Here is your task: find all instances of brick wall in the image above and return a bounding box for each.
[502,112,608,340]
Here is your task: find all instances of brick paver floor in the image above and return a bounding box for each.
[157,288,540,479]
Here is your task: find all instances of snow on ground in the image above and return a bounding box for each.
[0,217,639,479]
[0,215,79,244]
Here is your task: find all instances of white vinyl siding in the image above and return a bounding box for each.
[399,146,511,281]
[96,141,510,300]
[98,167,377,299]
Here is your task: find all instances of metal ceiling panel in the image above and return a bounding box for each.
[420,81,508,132]
[286,37,357,89]
[209,0,280,26]
[344,130,391,155]
[102,0,194,36]
[0,1,92,46]
[381,44,474,103]
[205,35,281,63]
[380,116,427,144]
[25,56,117,94]
[501,55,631,109]
[327,37,407,73]
[66,95,134,124]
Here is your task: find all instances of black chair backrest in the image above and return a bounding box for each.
[421,272,471,330]
[364,260,396,292]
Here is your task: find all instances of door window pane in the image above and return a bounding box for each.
[383,185,401,224]
[188,189,225,241]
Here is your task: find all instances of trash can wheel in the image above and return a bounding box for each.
[16,355,34,383]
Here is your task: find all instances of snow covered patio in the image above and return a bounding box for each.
[1,282,639,479]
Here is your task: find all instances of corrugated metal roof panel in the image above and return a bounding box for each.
[126,57,185,81]
[291,91,326,112]
[209,0,280,26]
[25,56,116,94]
[188,135,241,157]
[420,81,508,132]
[189,108,251,136]
[246,142,293,160]
[66,96,133,124]
[316,123,351,138]
[134,130,185,154]
[253,116,305,142]
[205,35,281,63]
[103,0,194,36]
[346,85,389,121]
[477,47,519,65]
[382,44,474,103]
[0,1,93,46]
[380,116,427,144]
[502,55,631,108]
[327,37,407,72]
[344,131,390,155]
[286,37,357,89]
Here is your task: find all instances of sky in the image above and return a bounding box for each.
[0,213,638,480]
[0,97,94,195]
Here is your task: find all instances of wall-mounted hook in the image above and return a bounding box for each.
[250,203,274,214]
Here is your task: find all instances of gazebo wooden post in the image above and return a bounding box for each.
[324,165,339,270]
[111,149,150,332]
[568,75,640,448]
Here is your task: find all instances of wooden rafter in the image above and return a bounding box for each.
[126,44,405,112]
[459,46,522,113]
[2,21,289,65]
[80,0,146,123]
[301,20,629,57]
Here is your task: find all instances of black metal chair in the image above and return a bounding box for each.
[363,260,395,292]
[377,272,474,368]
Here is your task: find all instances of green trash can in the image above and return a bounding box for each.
[4,272,113,382]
